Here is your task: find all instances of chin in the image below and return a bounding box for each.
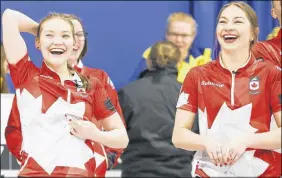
[222,45,238,50]
[47,58,68,67]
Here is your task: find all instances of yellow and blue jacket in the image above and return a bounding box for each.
[130,45,212,83]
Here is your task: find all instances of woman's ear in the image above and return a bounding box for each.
[254,27,259,42]
[35,38,40,50]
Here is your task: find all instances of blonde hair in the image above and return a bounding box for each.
[149,41,181,69]
[61,13,88,61]
[166,12,197,34]
[217,1,259,46]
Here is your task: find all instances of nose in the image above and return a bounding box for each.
[176,35,183,43]
[52,37,64,45]
[223,22,235,32]
[73,42,79,51]
[73,40,81,51]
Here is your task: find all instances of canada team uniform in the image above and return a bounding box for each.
[177,55,281,177]
[252,28,281,67]
[74,61,125,176]
[252,28,281,175]
[5,53,116,177]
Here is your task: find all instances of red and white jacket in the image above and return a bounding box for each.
[252,28,281,67]
[74,61,126,176]
[177,54,281,177]
[5,53,116,177]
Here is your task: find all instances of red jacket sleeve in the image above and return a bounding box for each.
[8,53,39,88]
[267,65,282,113]
[101,72,126,169]
[103,72,126,126]
[92,78,116,120]
[5,96,23,161]
[176,67,198,113]
[252,42,281,67]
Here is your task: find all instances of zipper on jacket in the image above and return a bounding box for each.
[230,71,236,106]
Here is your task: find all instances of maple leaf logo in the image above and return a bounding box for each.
[17,89,93,175]
[192,103,269,177]
[251,83,257,88]
[249,77,259,91]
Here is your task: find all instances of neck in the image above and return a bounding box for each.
[220,47,250,72]
[68,58,78,67]
[180,49,188,62]
[45,61,71,82]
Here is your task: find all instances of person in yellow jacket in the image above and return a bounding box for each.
[267,26,280,40]
[130,12,212,83]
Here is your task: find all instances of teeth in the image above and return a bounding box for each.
[50,48,64,52]
[224,35,237,38]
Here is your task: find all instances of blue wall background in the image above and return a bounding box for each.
[1,1,278,91]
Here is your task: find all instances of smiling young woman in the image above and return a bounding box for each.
[172,2,281,177]
[2,9,128,177]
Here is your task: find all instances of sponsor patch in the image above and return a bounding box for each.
[104,98,115,111]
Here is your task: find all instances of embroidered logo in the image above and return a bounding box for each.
[201,81,224,88]
[40,75,53,79]
[249,76,260,94]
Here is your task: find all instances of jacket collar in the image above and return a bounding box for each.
[40,60,82,87]
[214,53,255,75]
[139,62,178,79]
[73,60,84,73]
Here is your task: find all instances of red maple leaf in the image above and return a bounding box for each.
[251,83,257,88]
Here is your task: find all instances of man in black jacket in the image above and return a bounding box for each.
[118,41,198,177]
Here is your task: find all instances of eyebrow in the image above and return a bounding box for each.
[44,30,71,33]
[234,16,245,20]
[219,16,245,20]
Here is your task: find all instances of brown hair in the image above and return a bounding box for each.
[36,12,75,39]
[1,42,9,93]
[61,13,88,61]
[36,12,90,90]
[217,1,259,46]
[149,41,181,69]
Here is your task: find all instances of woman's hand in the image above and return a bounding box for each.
[203,137,224,166]
[221,136,249,166]
[68,118,100,141]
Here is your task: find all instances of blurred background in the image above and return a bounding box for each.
[0,1,279,177]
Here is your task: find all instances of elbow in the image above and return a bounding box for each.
[119,129,129,149]
[2,9,16,31]
[172,130,182,149]
[2,9,13,20]
[123,136,129,149]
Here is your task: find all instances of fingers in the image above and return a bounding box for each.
[229,151,243,166]
[207,151,217,165]
[70,127,77,135]
[222,146,229,165]
[68,118,81,135]
[227,149,234,165]
[216,148,224,166]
